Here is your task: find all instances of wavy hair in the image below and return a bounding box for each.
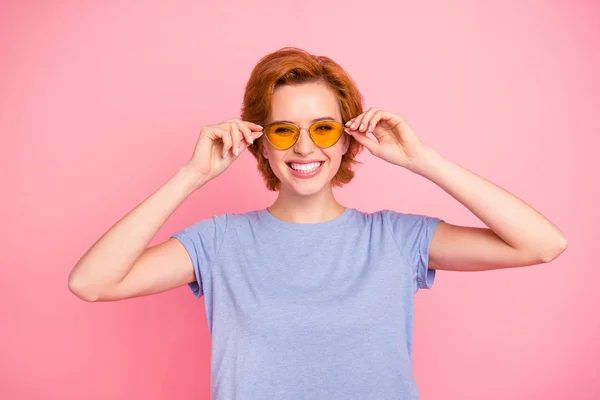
[241,47,365,191]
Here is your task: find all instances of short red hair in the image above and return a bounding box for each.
[242,47,365,191]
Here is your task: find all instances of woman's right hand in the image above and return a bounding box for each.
[185,118,264,188]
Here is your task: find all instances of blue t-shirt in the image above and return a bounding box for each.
[171,207,443,400]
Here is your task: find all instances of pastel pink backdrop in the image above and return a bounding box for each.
[2,0,598,399]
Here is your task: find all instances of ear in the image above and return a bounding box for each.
[342,132,351,155]
[261,141,269,159]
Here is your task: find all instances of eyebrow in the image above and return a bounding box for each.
[269,116,339,125]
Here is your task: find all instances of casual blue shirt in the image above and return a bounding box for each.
[171,207,443,399]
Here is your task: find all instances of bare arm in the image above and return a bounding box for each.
[67,165,205,302]
[68,118,263,302]
[416,147,567,271]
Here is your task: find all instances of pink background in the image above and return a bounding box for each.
[2,0,598,399]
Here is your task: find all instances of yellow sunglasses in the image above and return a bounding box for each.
[262,120,345,150]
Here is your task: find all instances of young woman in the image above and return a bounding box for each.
[68,47,567,399]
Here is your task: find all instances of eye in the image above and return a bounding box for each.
[314,123,333,131]
[274,127,294,133]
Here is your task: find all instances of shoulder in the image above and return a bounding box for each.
[188,209,267,235]
[378,209,442,226]
[185,208,262,228]
[362,209,444,246]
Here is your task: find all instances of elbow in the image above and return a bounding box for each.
[68,273,99,302]
[540,237,568,263]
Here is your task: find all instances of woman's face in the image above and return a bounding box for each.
[261,81,350,196]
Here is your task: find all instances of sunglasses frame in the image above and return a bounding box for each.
[261,120,346,150]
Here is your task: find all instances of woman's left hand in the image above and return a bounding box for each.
[344,108,430,171]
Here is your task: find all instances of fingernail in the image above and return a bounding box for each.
[359,124,364,131]
[234,147,239,156]
[249,136,253,144]
[368,124,373,132]
[345,121,351,127]
[223,151,229,158]
[351,122,356,129]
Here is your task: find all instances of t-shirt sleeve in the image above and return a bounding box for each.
[170,214,228,298]
[383,210,444,291]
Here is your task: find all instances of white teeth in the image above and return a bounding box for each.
[290,162,322,172]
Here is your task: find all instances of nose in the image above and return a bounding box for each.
[292,127,316,155]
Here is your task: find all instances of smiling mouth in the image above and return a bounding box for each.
[286,162,324,172]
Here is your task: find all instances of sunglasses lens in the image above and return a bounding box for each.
[264,123,299,150]
[309,121,344,148]
[264,121,344,149]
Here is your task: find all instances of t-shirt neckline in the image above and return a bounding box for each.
[259,206,353,231]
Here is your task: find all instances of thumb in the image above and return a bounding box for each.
[239,130,264,155]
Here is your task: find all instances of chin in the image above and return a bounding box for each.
[285,182,330,197]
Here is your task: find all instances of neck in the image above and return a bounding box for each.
[267,184,345,224]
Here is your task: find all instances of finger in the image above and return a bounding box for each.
[345,112,365,131]
[197,126,227,163]
[345,127,380,155]
[241,120,264,132]
[235,119,255,145]
[242,121,264,143]
[251,129,264,141]
[230,122,243,157]
[221,128,233,158]
[376,111,404,133]
[357,107,379,133]
[368,110,386,134]
[201,125,228,141]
